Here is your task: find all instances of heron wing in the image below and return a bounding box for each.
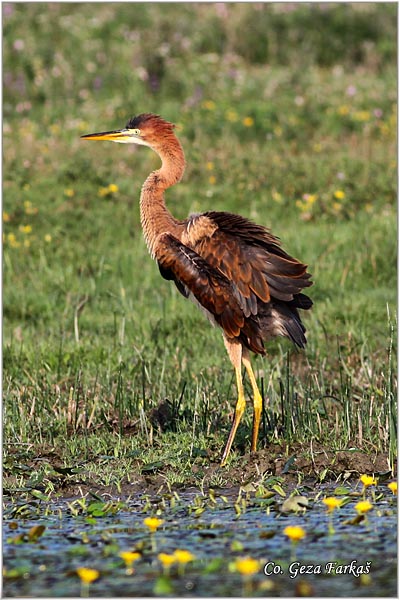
[157,232,263,348]
[184,211,312,317]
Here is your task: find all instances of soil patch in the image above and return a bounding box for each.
[4,441,393,500]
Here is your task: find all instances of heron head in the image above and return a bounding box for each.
[81,113,175,148]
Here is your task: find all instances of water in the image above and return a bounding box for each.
[3,486,397,597]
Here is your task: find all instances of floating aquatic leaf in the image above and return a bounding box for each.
[344,514,365,525]
[28,525,46,542]
[240,482,257,494]
[259,530,277,539]
[153,575,174,595]
[272,484,286,497]
[359,573,373,586]
[30,490,51,502]
[87,502,108,517]
[88,491,104,502]
[255,490,275,499]
[3,566,31,579]
[198,529,218,538]
[333,486,352,495]
[203,557,224,574]
[281,496,309,513]
[295,580,315,596]
[8,533,25,544]
[67,545,90,557]
[230,540,244,552]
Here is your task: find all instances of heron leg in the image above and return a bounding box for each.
[242,350,263,453]
[221,338,246,466]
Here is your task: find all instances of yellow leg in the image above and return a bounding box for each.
[221,336,247,466]
[220,365,246,466]
[242,353,263,453]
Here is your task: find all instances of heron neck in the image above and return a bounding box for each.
[140,137,186,258]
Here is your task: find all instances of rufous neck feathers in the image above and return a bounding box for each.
[140,132,186,258]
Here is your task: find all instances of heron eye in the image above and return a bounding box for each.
[128,128,141,135]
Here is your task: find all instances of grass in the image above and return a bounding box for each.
[3,3,397,492]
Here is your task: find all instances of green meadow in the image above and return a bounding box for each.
[3,3,397,491]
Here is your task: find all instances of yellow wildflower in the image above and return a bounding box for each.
[3,211,10,222]
[334,190,346,200]
[242,116,254,127]
[119,551,141,568]
[7,233,20,248]
[78,120,89,131]
[323,497,342,513]
[44,234,52,243]
[19,224,32,234]
[226,109,238,122]
[235,556,259,576]
[296,194,316,213]
[271,191,283,204]
[143,517,163,533]
[283,525,306,542]
[206,161,214,171]
[108,183,119,193]
[24,200,38,215]
[333,202,342,212]
[76,567,99,584]
[202,100,216,111]
[173,549,195,564]
[353,110,370,122]
[388,482,397,495]
[64,188,75,198]
[355,500,373,514]
[50,123,61,135]
[98,187,109,197]
[337,105,350,116]
[23,239,31,248]
[209,175,216,185]
[305,193,317,205]
[360,475,377,488]
[158,553,176,568]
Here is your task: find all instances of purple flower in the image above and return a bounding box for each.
[346,85,357,97]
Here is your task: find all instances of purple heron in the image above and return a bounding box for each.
[82,113,313,465]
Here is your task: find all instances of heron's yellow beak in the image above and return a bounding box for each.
[81,128,135,143]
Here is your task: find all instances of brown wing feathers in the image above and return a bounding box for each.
[157,211,312,353]
[157,233,246,339]
[194,212,312,306]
